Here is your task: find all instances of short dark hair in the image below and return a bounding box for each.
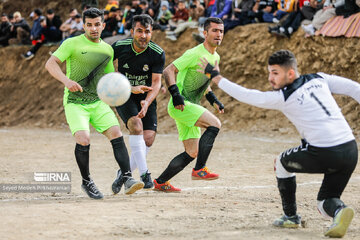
[82,7,104,23]
[268,50,297,70]
[204,17,223,31]
[46,9,54,14]
[34,8,42,17]
[131,14,153,29]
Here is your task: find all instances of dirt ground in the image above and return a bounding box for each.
[0,128,359,240]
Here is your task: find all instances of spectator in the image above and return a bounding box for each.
[166,0,204,40]
[158,1,173,27]
[223,0,255,33]
[8,11,31,45]
[102,7,120,38]
[204,0,216,17]
[252,0,278,23]
[147,0,162,19]
[21,11,45,60]
[270,0,321,37]
[263,0,297,23]
[60,8,79,39]
[302,0,345,36]
[105,0,119,11]
[125,0,143,30]
[169,0,190,27]
[81,0,99,9]
[45,9,62,40]
[139,0,149,14]
[69,14,84,37]
[0,13,12,47]
[210,0,233,20]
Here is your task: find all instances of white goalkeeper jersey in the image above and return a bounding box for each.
[218,73,360,147]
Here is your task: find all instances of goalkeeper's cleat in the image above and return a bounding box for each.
[153,179,181,192]
[324,207,354,238]
[191,167,219,180]
[273,214,301,228]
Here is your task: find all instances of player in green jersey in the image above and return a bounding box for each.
[153,17,225,192]
[45,8,144,199]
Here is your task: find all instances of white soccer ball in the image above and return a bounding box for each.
[97,72,131,106]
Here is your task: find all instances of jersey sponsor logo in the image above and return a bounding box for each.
[143,64,149,71]
[123,63,129,68]
[124,72,149,86]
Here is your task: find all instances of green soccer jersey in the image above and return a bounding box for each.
[53,34,115,105]
[173,43,220,104]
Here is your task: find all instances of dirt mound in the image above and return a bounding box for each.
[1,0,359,136]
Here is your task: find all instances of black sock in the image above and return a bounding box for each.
[323,198,345,217]
[75,144,90,183]
[277,176,297,216]
[111,137,131,177]
[157,152,194,184]
[194,126,219,170]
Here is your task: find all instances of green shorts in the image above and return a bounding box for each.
[168,98,206,141]
[64,100,120,135]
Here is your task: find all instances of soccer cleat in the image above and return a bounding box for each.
[112,169,124,195]
[324,207,354,238]
[123,176,144,195]
[273,214,301,228]
[191,167,219,180]
[141,171,154,189]
[81,179,104,199]
[21,51,34,60]
[153,179,181,192]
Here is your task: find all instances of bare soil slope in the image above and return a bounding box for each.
[1,0,359,135]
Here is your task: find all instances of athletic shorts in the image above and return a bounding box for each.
[279,139,358,200]
[115,93,157,131]
[64,100,120,135]
[167,98,206,141]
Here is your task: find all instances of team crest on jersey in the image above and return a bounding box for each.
[143,64,149,71]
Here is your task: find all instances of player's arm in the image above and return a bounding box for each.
[320,73,360,104]
[164,63,185,111]
[198,57,283,110]
[137,73,161,118]
[45,55,83,92]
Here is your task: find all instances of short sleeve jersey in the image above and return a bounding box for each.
[173,44,220,104]
[53,34,115,105]
[112,38,165,87]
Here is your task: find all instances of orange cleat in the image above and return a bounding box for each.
[191,167,219,180]
[153,179,181,192]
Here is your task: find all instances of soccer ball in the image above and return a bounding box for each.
[97,72,131,106]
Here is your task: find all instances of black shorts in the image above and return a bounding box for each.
[115,93,157,131]
[280,139,358,201]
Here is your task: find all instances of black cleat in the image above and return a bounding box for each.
[141,171,154,189]
[273,214,301,228]
[81,179,103,199]
[112,170,124,195]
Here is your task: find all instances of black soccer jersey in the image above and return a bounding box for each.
[112,38,165,87]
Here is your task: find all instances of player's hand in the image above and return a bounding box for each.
[131,85,153,94]
[168,84,185,111]
[197,58,220,76]
[213,101,225,114]
[137,100,149,118]
[65,79,83,92]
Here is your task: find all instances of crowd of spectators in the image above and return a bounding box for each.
[0,0,359,60]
